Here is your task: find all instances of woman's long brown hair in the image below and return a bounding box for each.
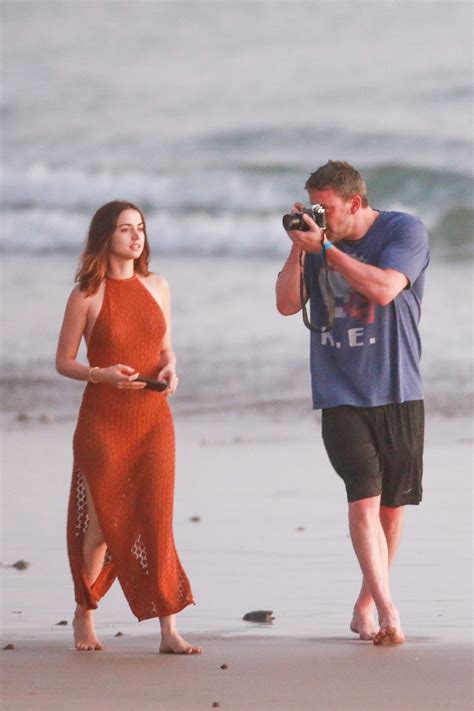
[75,201,151,295]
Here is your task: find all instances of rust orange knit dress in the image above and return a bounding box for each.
[67,275,194,621]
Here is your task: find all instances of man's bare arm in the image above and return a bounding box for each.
[275,244,306,315]
[325,248,408,306]
[288,214,408,307]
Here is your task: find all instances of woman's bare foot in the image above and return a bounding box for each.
[373,610,405,646]
[350,606,378,640]
[159,632,202,655]
[73,606,103,651]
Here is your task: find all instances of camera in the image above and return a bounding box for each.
[282,204,326,232]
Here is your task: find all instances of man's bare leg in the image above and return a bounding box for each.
[348,496,405,645]
[73,479,106,651]
[351,504,405,640]
[159,614,202,655]
[350,578,378,640]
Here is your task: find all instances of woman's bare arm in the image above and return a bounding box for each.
[55,287,143,388]
[145,274,178,394]
[55,288,91,381]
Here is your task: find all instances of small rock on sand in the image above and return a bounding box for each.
[220,664,228,670]
[115,632,124,637]
[212,704,220,709]
[189,516,201,523]
[243,610,274,623]
[3,644,15,650]
[16,413,30,422]
[56,620,68,626]
[11,560,31,571]
[38,414,53,423]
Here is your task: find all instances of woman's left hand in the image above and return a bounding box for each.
[158,365,179,396]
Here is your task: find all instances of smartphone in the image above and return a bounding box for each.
[136,377,169,392]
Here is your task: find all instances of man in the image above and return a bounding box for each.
[276,160,429,646]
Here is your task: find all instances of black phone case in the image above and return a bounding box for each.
[136,377,169,391]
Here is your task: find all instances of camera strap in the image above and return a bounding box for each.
[299,246,336,333]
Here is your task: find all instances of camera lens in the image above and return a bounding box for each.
[282,214,304,231]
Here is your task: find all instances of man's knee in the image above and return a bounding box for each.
[380,503,405,531]
[380,503,404,515]
[349,495,381,523]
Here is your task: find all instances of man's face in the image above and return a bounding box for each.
[307,188,355,242]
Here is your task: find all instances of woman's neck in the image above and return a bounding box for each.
[107,256,135,280]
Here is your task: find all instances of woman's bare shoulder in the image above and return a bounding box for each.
[67,285,88,306]
[66,284,103,309]
[142,272,170,293]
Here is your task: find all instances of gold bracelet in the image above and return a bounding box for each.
[88,366,101,383]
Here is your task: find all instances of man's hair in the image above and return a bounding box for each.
[305,160,368,207]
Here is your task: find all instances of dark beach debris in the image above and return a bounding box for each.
[11,611,22,615]
[16,413,30,422]
[243,610,274,623]
[56,620,68,626]
[11,560,31,571]
[3,644,15,650]
[212,703,220,709]
[220,663,228,670]
[189,516,201,523]
[115,631,124,637]
[296,526,306,531]
[38,414,53,424]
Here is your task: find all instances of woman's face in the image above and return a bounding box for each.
[109,209,145,260]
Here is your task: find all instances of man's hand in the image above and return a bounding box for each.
[288,212,325,253]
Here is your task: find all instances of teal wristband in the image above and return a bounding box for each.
[323,240,333,251]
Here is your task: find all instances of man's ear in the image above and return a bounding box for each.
[350,195,362,214]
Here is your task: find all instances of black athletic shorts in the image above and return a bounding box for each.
[321,401,424,507]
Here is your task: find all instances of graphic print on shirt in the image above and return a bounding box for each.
[318,255,376,350]
[308,210,429,410]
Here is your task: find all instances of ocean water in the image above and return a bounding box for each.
[1,0,473,418]
[1,255,472,421]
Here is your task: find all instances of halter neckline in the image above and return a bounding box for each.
[106,274,137,282]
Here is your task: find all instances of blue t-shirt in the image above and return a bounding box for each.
[305,210,430,410]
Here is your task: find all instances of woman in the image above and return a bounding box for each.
[56,200,201,654]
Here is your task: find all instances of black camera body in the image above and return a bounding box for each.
[282,204,326,232]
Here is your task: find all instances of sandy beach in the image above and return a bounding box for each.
[2,634,472,711]
[1,257,472,711]
[1,410,472,710]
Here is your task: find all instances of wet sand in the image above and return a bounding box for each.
[2,634,472,711]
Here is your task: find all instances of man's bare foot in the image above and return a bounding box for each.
[350,608,378,640]
[159,632,202,655]
[73,606,103,651]
[373,616,405,646]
